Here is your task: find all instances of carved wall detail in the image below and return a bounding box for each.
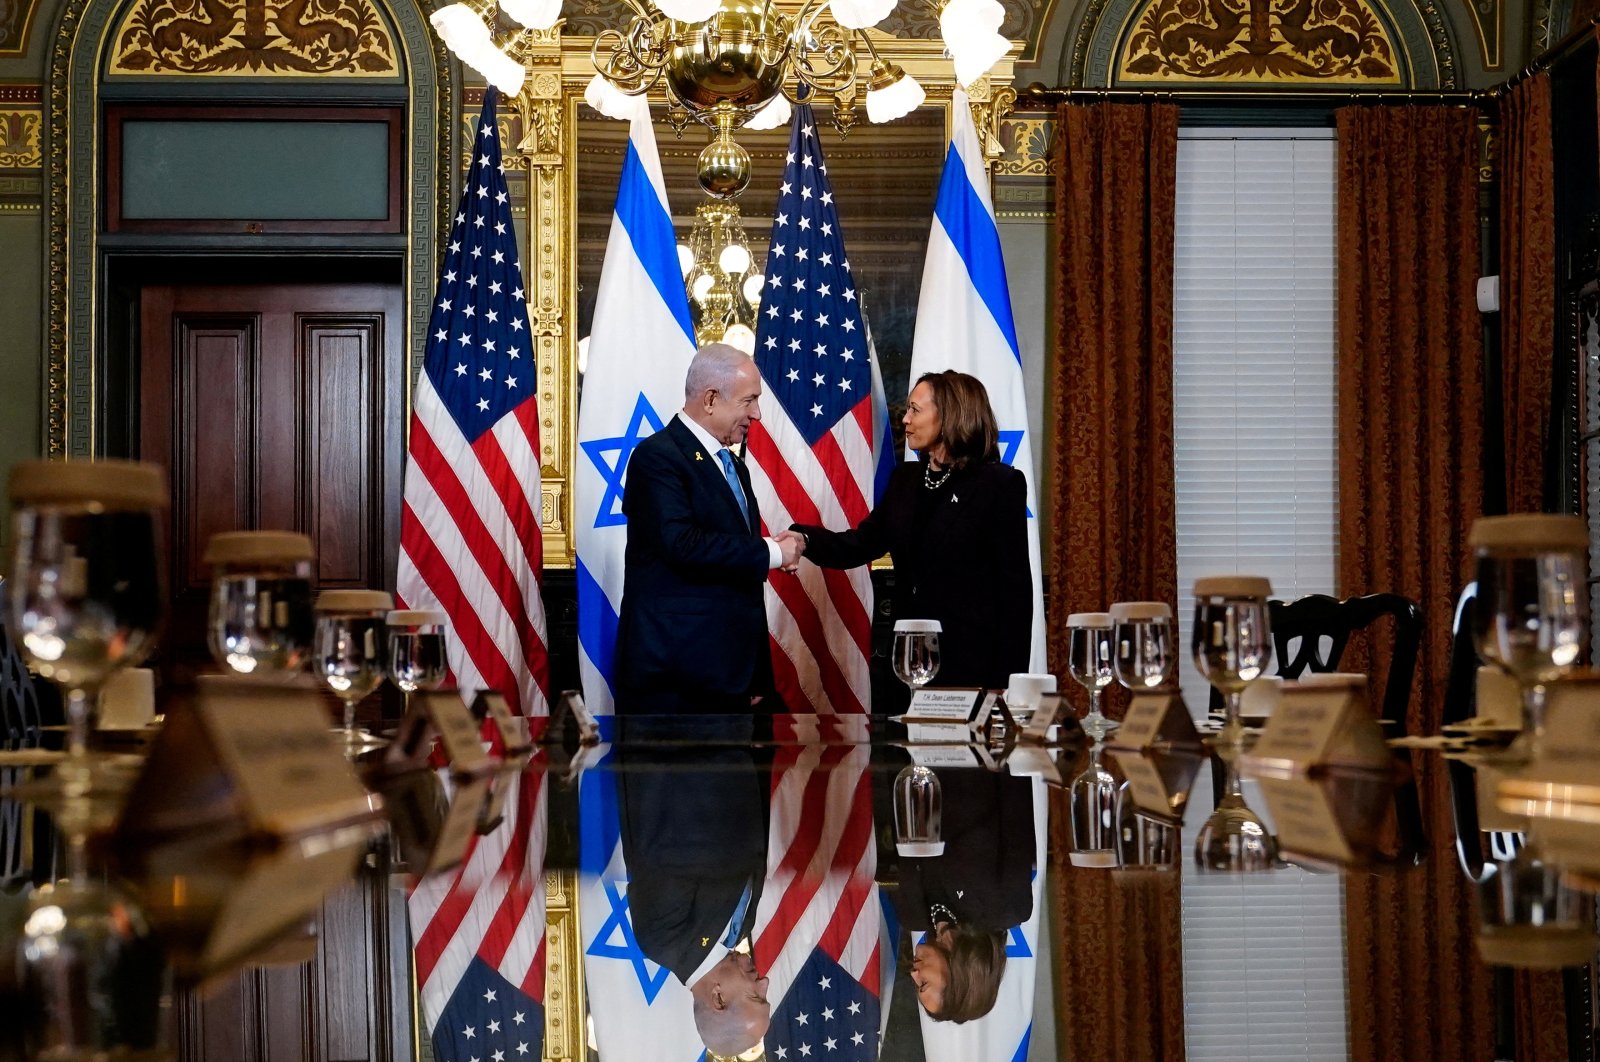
[1119,0,1402,82]
[0,107,41,168]
[108,0,400,76]
[995,115,1052,176]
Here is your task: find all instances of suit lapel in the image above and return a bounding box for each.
[665,418,755,533]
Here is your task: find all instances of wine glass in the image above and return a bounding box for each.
[205,531,315,676]
[1068,738,1118,868]
[1110,602,1175,691]
[1066,611,1116,738]
[7,459,165,779]
[893,763,944,857]
[1470,515,1588,753]
[892,619,942,691]
[1194,751,1279,873]
[387,609,449,728]
[314,590,392,752]
[1191,576,1274,747]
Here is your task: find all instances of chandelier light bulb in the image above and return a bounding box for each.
[691,272,716,301]
[480,44,528,97]
[831,0,898,29]
[577,336,590,376]
[677,243,695,277]
[723,323,756,353]
[719,243,751,276]
[866,67,925,123]
[429,4,493,61]
[584,73,647,120]
[743,93,792,131]
[950,30,1009,85]
[653,0,723,23]
[743,273,764,305]
[499,0,562,28]
[939,0,1009,85]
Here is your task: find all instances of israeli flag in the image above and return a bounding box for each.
[908,88,1046,673]
[574,101,699,717]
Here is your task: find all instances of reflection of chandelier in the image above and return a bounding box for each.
[430,0,1010,197]
[679,201,763,352]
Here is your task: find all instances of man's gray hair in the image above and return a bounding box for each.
[685,343,753,400]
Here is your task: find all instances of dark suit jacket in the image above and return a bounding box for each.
[618,743,767,984]
[794,459,1031,689]
[615,417,773,712]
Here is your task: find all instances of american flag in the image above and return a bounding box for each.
[745,104,893,717]
[397,88,550,720]
[753,715,881,1061]
[399,88,550,1061]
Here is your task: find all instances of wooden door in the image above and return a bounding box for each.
[139,282,405,691]
[138,281,412,1061]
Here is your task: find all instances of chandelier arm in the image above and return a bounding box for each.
[792,20,856,90]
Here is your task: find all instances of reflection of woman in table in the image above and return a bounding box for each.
[891,766,1035,1023]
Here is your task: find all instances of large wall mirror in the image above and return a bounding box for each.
[572,102,949,438]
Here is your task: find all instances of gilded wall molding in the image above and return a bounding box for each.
[0,105,40,167]
[46,0,451,457]
[543,869,585,1061]
[106,0,402,77]
[1069,0,1457,85]
[0,0,43,56]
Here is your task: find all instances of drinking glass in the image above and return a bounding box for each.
[386,610,449,692]
[7,460,166,771]
[205,531,315,676]
[1194,752,1279,873]
[314,590,392,752]
[1066,611,1116,737]
[1191,576,1274,747]
[1110,602,1175,691]
[893,763,944,857]
[892,619,941,691]
[1470,515,1588,751]
[1068,738,1118,868]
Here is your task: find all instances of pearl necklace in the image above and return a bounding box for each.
[929,902,958,927]
[923,461,953,491]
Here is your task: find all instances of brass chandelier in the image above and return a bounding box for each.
[430,0,1011,197]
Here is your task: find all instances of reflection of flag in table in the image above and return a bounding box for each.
[753,715,881,1060]
[408,767,549,1062]
[744,104,894,716]
[397,88,549,716]
[908,87,1046,673]
[574,99,698,719]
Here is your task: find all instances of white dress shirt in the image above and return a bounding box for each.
[676,411,782,570]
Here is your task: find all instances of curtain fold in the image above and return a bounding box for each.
[1335,103,1496,1062]
[1049,101,1184,1062]
[1499,74,1557,514]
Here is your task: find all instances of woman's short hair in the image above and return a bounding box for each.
[924,926,1008,1024]
[916,370,999,469]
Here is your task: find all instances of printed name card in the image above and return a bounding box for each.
[388,689,495,778]
[477,691,534,760]
[1252,769,1401,868]
[1106,691,1201,751]
[1255,775,1355,865]
[1244,674,1390,773]
[902,688,985,723]
[1109,748,1202,821]
[1494,674,1600,821]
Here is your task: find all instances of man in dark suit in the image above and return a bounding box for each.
[614,343,804,713]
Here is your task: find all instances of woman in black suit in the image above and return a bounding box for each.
[790,370,1032,689]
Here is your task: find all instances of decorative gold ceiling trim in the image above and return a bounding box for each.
[107,0,402,76]
[1116,0,1403,84]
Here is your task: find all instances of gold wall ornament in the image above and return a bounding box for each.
[994,114,1051,177]
[1118,0,1402,83]
[107,0,401,76]
[0,107,42,168]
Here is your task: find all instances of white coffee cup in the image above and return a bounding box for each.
[1005,672,1057,721]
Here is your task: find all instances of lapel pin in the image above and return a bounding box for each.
[695,451,704,461]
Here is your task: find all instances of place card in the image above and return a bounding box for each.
[907,744,980,768]
[901,688,985,723]
[1253,774,1390,867]
[477,691,535,760]
[1109,748,1202,822]
[118,675,379,842]
[1495,678,1600,818]
[1244,674,1389,774]
[1474,666,1523,729]
[903,721,976,744]
[1018,693,1074,745]
[548,688,601,746]
[1106,691,1202,751]
[390,689,494,777]
[1004,746,1065,784]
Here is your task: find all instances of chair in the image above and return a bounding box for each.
[1267,592,1423,736]
[1440,582,1479,727]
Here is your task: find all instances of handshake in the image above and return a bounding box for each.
[773,529,808,574]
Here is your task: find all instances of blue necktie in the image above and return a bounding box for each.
[723,881,753,948]
[717,449,751,527]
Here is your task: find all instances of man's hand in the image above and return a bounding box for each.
[774,530,805,572]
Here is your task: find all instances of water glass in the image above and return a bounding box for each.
[1191,575,1273,745]
[1069,739,1118,867]
[204,531,315,676]
[892,619,941,690]
[1066,611,1116,736]
[893,764,944,857]
[386,610,450,693]
[1470,514,1589,747]
[1110,601,1175,691]
[314,589,392,751]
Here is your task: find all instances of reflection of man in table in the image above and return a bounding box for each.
[619,728,771,1056]
[613,343,804,714]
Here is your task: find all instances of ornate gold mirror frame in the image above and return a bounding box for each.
[500,27,1017,568]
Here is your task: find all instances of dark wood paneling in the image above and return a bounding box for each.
[181,321,255,592]
[303,318,377,588]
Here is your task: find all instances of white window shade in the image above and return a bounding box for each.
[1172,128,1346,1062]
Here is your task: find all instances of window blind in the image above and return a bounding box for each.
[1172,128,1347,1062]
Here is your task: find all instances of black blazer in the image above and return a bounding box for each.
[618,744,767,984]
[793,459,1031,689]
[614,417,772,711]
